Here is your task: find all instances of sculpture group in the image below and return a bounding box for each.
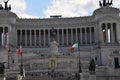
[0,0,11,10]
[99,0,113,7]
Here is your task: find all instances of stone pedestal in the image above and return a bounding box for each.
[0,77,5,80]
[80,72,89,80]
[0,74,6,80]
[80,73,84,80]
[17,75,23,80]
[89,74,96,80]
[49,40,59,55]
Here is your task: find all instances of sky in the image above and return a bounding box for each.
[0,0,120,18]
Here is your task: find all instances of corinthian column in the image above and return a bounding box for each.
[71,28,73,44]
[105,24,108,43]
[62,29,64,45]
[30,30,32,46]
[39,29,41,46]
[2,27,5,46]
[25,30,27,46]
[66,29,68,45]
[57,29,59,45]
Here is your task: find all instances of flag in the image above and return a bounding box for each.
[18,45,23,56]
[70,42,79,52]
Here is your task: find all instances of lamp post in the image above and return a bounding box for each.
[98,42,102,65]
[78,48,82,73]
[8,48,10,69]
[76,45,82,80]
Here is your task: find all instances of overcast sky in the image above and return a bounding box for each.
[1,0,120,18]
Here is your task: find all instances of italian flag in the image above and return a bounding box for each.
[70,42,79,52]
[18,45,23,56]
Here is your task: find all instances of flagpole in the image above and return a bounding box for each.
[21,44,24,79]
[19,42,24,80]
[78,41,82,80]
[78,47,82,73]
[19,42,23,66]
[70,41,82,79]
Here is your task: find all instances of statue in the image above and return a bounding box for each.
[89,59,96,74]
[3,0,11,10]
[0,4,3,10]
[99,0,113,7]
[99,1,102,7]
[8,4,11,10]
[107,0,113,6]
[50,27,57,41]
[103,0,107,6]
[4,0,9,10]
[0,62,6,74]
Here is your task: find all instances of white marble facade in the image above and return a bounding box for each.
[0,4,119,80]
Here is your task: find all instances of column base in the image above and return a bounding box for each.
[0,74,5,80]
[17,75,24,80]
[80,73,84,80]
[89,74,96,80]
[0,77,6,80]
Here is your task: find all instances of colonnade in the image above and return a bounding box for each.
[0,27,8,46]
[102,23,117,43]
[17,27,95,47]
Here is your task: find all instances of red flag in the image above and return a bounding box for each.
[18,45,23,56]
[70,42,79,52]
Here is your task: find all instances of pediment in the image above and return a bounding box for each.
[99,15,120,22]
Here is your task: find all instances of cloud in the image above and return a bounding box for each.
[10,0,26,13]
[0,0,26,13]
[0,0,39,18]
[44,0,120,18]
[114,1,120,7]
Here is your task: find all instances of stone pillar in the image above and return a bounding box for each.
[48,29,50,45]
[85,28,87,44]
[90,27,92,44]
[66,29,68,45]
[20,30,22,43]
[25,30,27,46]
[39,29,41,46]
[76,28,78,41]
[43,29,46,46]
[62,29,64,45]
[80,28,82,44]
[71,28,73,44]
[46,29,49,45]
[100,23,104,44]
[57,29,59,45]
[2,27,5,46]
[92,27,95,43]
[111,25,115,43]
[34,30,36,46]
[7,31,9,46]
[105,24,108,43]
[30,30,32,46]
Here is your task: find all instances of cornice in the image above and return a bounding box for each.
[15,16,97,29]
[98,15,120,22]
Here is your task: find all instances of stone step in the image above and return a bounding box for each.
[0,46,7,52]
